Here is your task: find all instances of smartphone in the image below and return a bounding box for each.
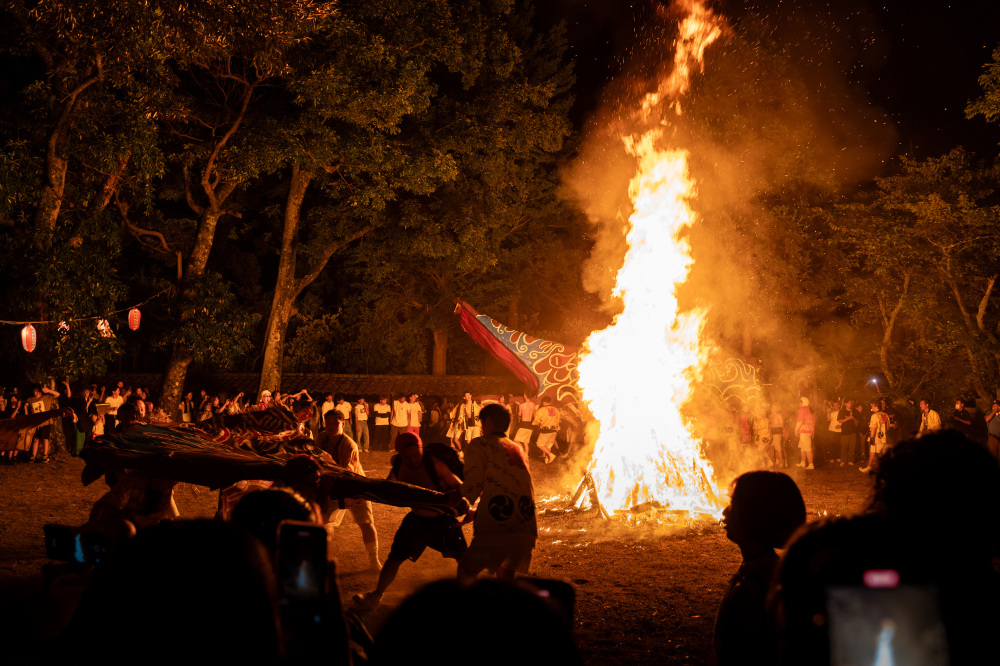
[43,524,106,564]
[826,573,949,666]
[275,520,329,627]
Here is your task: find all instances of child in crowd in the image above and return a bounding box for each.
[713,471,806,666]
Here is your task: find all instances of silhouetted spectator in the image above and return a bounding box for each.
[712,471,805,666]
[775,431,1000,666]
[372,578,583,666]
[230,487,320,557]
[60,520,284,665]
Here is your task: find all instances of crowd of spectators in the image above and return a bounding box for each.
[702,392,996,475]
[3,388,581,666]
[4,377,1000,665]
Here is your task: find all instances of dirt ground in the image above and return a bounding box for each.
[0,450,871,665]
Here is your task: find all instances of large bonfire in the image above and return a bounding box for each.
[577,0,725,520]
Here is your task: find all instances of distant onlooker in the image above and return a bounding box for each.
[917,398,942,435]
[406,393,423,435]
[713,470,805,666]
[987,399,1000,461]
[179,391,196,422]
[354,397,370,452]
[532,396,560,464]
[25,382,61,463]
[837,399,857,465]
[860,399,890,473]
[390,395,409,445]
[372,396,392,450]
[794,397,815,470]
[320,392,336,427]
[334,396,354,440]
[951,398,973,437]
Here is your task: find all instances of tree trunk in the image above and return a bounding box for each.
[432,328,448,376]
[258,164,313,398]
[158,208,224,417]
[507,292,520,330]
[33,60,103,246]
[259,294,297,396]
[185,210,223,279]
[159,345,192,415]
[34,154,68,245]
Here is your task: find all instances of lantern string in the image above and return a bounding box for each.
[0,287,172,326]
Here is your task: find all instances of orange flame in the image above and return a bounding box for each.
[578,0,723,520]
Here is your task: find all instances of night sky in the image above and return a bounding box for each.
[535,0,1000,160]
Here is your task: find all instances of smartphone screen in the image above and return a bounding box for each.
[276,521,328,625]
[44,524,106,564]
[826,583,949,666]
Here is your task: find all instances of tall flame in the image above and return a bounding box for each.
[577,0,723,519]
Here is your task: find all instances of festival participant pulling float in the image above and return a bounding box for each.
[81,400,464,523]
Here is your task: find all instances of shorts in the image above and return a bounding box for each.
[388,513,467,562]
[33,425,51,441]
[327,499,374,527]
[798,433,813,452]
[535,431,557,450]
[460,536,534,575]
[871,439,887,455]
[513,427,534,445]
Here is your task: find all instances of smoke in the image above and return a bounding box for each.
[564,1,898,383]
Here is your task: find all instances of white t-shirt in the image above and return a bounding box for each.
[374,403,391,426]
[354,402,368,422]
[828,409,842,433]
[870,412,888,443]
[105,394,125,415]
[408,401,423,427]
[335,402,352,422]
[320,400,336,424]
[391,400,409,427]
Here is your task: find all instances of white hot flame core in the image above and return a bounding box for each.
[577,1,724,519]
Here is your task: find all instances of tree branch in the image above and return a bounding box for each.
[976,275,998,343]
[293,225,376,296]
[182,165,205,216]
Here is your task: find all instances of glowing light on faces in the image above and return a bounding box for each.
[577,0,724,520]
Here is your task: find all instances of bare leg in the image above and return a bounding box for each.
[367,558,403,599]
[360,523,381,570]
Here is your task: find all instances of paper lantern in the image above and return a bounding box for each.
[97,319,112,337]
[21,324,36,352]
[128,307,141,331]
[58,321,69,336]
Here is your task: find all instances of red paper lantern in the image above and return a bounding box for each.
[128,307,141,331]
[21,324,36,352]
